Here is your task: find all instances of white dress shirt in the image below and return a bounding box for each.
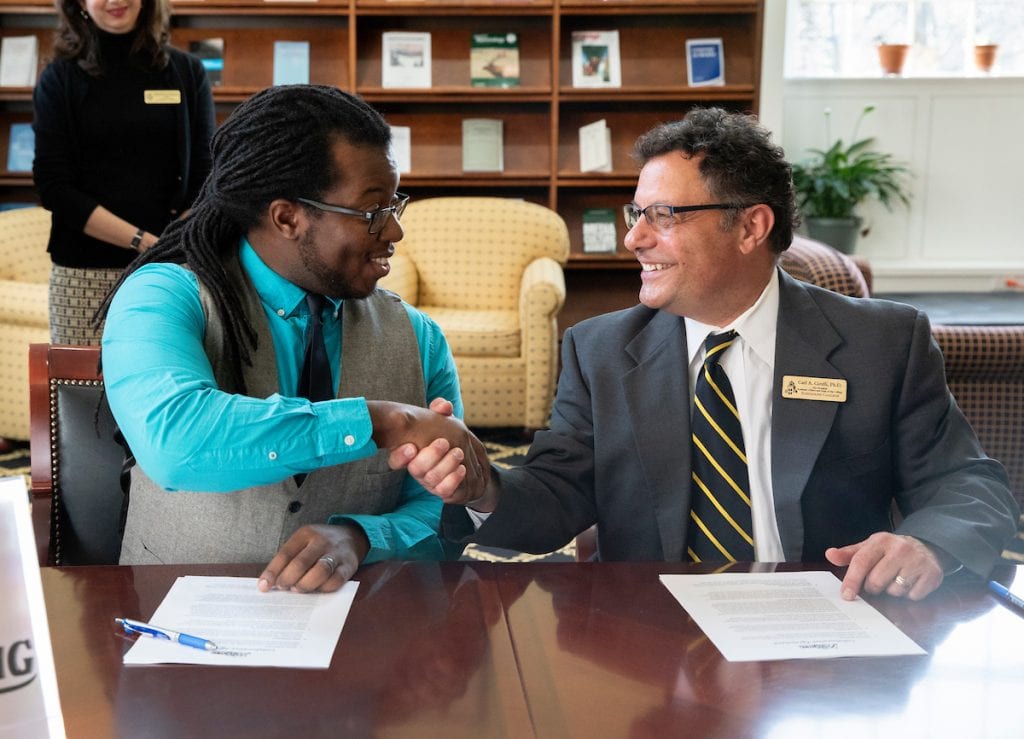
[684,270,785,562]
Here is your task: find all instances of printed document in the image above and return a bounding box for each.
[660,571,925,661]
[123,576,358,668]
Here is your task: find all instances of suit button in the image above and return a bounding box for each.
[287,501,302,513]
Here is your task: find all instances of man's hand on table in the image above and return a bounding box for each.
[826,532,948,601]
[258,523,368,593]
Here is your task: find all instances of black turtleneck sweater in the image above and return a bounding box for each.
[32,31,214,268]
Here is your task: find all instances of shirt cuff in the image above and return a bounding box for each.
[465,507,491,530]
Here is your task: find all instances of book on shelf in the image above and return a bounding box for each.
[470,32,520,88]
[461,118,503,173]
[582,208,618,254]
[6,122,33,172]
[381,32,432,89]
[389,125,412,174]
[686,38,725,87]
[578,119,612,173]
[0,35,38,87]
[571,31,621,88]
[273,41,310,86]
[190,38,225,86]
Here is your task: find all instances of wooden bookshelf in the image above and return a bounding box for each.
[0,0,763,327]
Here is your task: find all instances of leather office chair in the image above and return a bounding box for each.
[29,344,127,566]
[379,196,569,430]
[0,206,52,441]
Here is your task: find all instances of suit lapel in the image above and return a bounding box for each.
[772,270,845,561]
[622,311,692,561]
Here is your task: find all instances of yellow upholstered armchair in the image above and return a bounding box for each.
[0,207,52,440]
[380,197,569,429]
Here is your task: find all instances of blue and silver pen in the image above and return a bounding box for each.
[987,581,1024,613]
[115,617,219,652]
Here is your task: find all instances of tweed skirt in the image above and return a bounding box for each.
[49,265,125,346]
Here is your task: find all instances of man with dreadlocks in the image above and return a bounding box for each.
[99,85,485,593]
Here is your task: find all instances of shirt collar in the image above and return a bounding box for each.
[239,237,343,318]
[684,269,779,369]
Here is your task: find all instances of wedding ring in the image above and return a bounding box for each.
[318,555,337,575]
[893,574,909,588]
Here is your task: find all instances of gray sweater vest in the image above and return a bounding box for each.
[119,257,425,564]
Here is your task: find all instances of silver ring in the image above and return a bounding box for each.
[318,555,337,575]
[893,574,909,587]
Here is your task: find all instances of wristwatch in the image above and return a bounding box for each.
[130,228,145,251]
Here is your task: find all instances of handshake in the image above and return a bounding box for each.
[368,398,499,511]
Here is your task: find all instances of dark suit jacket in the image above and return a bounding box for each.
[444,270,1019,577]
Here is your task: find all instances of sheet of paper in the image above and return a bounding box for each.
[660,571,925,662]
[123,576,358,668]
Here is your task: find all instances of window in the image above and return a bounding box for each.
[785,0,1024,77]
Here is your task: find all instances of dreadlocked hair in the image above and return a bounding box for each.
[95,85,392,394]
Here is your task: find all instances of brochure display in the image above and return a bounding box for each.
[462,119,503,172]
[0,35,37,87]
[382,32,432,89]
[390,125,412,174]
[582,208,617,253]
[273,41,310,86]
[470,32,520,88]
[686,37,725,86]
[190,38,225,86]
[578,119,612,173]
[571,31,620,88]
[6,123,33,172]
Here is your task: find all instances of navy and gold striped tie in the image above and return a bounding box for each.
[687,330,755,562]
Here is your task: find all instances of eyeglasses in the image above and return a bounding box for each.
[622,202,747,231]
[297,192,410,235]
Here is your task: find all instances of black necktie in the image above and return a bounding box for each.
[297,293,333,403]
[294,294,332,487]
[686,330,755,562]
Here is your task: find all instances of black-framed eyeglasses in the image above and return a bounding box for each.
[297,192,410,235]
[622,202,747,231]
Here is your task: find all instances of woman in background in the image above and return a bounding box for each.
[33,0,214,344]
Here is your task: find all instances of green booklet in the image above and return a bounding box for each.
[582,208,617,253]
[470,33,520,88]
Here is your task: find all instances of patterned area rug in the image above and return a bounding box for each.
[9,434,1021,564]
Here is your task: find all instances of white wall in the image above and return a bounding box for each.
[783,78,1024,291]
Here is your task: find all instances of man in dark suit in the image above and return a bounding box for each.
[394,108,1018,600]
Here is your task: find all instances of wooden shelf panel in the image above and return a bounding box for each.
[375,102,551,178]
[559,1,758,14]
[559,13,758,90]
[361,88,551,102]
[169,23,346,90]
[356,14,552,89]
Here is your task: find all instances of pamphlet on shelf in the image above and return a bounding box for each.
[6,123,33,173]
[462,118,503,173]
[273,40,310,85]
[0,35,38,87]
[686,37,725,86]
[190,38,225,86]
[578,118,612,173]
[582,208,617,253]
[390,125,411,174]
[470,32,520,88]
[571,30,620,88]
[381,32,432,89]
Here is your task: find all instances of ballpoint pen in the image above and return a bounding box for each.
[987,581,1024,614]
[115,617,219,652]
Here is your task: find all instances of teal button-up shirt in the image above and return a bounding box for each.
[102,238,463,563]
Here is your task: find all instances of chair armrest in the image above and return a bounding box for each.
[932,324,1024,381]
[518,257,566,327]
[379,252,419,306]
[0,281,49,326]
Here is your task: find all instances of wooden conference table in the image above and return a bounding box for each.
[42,562,1023,738]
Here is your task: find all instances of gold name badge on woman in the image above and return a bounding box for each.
[144,90,182,105]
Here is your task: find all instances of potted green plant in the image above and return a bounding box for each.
[791,105,911,253]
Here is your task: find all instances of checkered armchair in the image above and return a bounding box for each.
[779,234,1023,505]
[0,207,52,440]
[380,197,569,429]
